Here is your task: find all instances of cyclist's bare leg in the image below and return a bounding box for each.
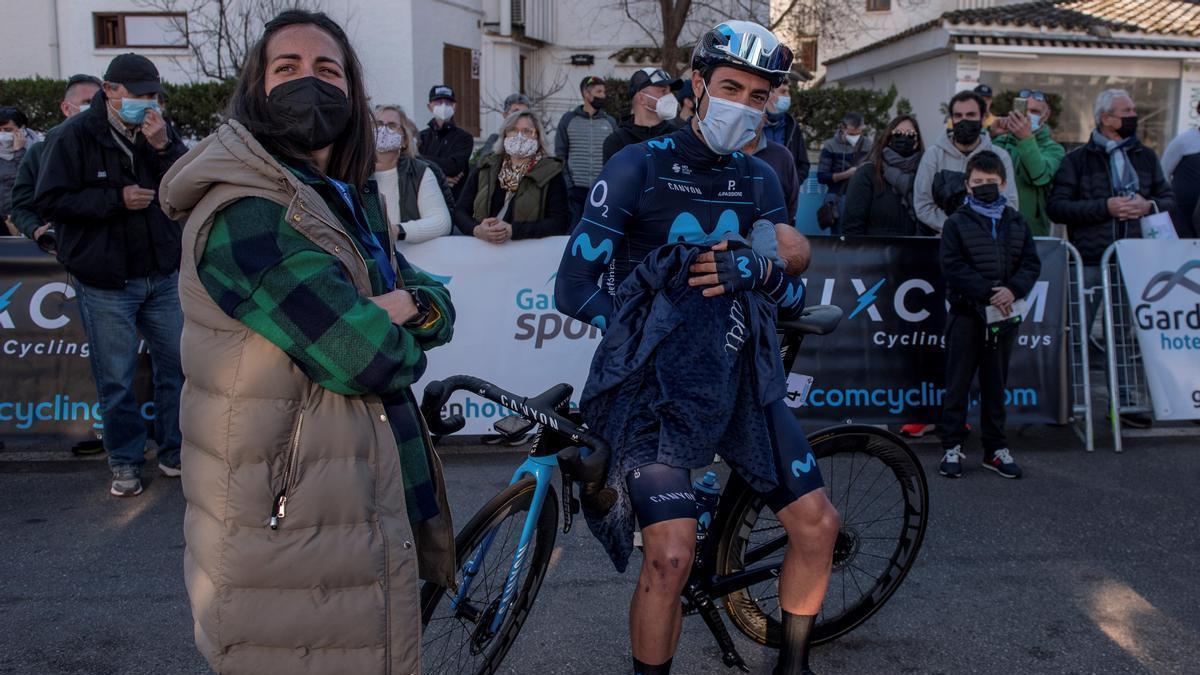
[630,517,696,667]
[775,489,839,613]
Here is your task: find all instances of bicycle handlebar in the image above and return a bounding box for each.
[420,375,616,516]
[419,375,611,456]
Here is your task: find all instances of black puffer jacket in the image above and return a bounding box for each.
[33,90,187,288]
[940,204,1041,315]
[841,165,921,236]
[1046,135,1174,265]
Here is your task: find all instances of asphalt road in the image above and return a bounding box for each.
[1,426,1198,675]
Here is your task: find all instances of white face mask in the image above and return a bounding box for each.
[696,82,764,155]
[845,133,862,145]
[774,96,791,113]
[0,132,13,147]
[644,92,679,121]
[375,126,405,153]
[504,134,539,158]
[432,103,454,122]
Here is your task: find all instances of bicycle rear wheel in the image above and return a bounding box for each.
[420,477,558,675]
[716,425,928,646]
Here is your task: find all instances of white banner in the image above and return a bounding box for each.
[403,236,598,434]
[1115,239,1200,420]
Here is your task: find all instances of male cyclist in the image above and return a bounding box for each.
[555,22,839,675]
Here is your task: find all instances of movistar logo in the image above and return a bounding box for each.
[571,233,614,264]
[791,452,816,476]
[647,137,676,150]
[1142,260,1200,302]
[668,210,739,244]
[849,278,886,319]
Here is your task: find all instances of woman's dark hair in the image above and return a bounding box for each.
[865,114,924,183]
[0,106,29,128]
[228,10,374,188]
[966,150,1006,182]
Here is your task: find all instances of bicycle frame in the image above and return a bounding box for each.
[451,453,557,637]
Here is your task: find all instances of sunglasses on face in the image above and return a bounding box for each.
[891,131,917,139]
[1018,90,1047,102]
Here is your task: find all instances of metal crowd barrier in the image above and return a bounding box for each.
[1063,241,1095,451]
[1099,241,1153,453]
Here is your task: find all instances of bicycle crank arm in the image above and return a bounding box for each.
[685,585,749,672]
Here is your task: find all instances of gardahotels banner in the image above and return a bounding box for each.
[0,240,153,442]
[1115,239,1200,420]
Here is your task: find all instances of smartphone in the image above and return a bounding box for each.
[1012,97,1028,115]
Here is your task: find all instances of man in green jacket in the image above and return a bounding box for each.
[992,90,1064,236]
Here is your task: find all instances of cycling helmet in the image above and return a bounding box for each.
[692,21,794,89]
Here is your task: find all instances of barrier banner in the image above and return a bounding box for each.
[0,239,153,443]
[2,235,1069,440]
[405,236,1069,432]
[1115,239,1200,420]
[786,237,1069,424]
[404,238,599,434]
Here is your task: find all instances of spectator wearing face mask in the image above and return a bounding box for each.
[602,67,682,163]
[914,90,1017,234]
[673,79,697,128]
[741,114,799,224]
[417,85,474,201]
[556,75,618,226]
[816,112,872,232]
[33,53,187,497]
[763,79,810,184]
[9,74,102,251]
[0,106,44,233]
[374,104,453,246]
[1159,100,1200,239]
[842,115,925,236]
[480,93,532,162]
[991,90,1065,236]
[455,110,569,242]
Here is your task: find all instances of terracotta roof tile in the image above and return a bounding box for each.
[826,0,1200,66]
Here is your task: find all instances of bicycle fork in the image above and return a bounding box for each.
[451,455,556,640]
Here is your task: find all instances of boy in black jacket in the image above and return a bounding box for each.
[938,151,1041,480]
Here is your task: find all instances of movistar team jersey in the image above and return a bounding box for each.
[555,126,804,329]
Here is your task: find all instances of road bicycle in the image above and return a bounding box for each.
[417,305,930,674]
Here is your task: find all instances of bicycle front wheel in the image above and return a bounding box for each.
[717,425,928,646]
[420,477,559,675]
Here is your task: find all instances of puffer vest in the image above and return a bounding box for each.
[161,121,452,675]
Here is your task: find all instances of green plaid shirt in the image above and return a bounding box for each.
[197,167,454,522]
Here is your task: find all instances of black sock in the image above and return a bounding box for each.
[774,611,816,675]
[633,656,672,675]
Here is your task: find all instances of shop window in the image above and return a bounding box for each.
[980,70,1178,153]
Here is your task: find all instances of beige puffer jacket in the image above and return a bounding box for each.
[160,121,454,675]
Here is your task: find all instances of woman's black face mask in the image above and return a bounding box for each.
[265,76,351,151]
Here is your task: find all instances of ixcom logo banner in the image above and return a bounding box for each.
[0,281,77,330]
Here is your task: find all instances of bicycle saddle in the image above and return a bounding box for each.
[779,304,844,336]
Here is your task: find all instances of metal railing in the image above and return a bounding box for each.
[1063,241,1094,451]
[1099,242,1153,452]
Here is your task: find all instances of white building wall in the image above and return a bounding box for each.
[838,54,955,143]
[0,0,197,83]
[0,1,55,79]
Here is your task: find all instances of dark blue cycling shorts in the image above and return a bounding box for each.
[626,400,824,528]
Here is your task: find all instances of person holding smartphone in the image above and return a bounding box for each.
[992,89,1065,236]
